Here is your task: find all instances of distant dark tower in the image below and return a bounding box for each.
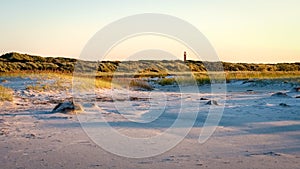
[183,51,187,62]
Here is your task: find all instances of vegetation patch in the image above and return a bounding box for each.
[1,52,300,74]
[129,79,153,90]
[0,85,13,101]
[158,78,176,86]
[0,52,299,90]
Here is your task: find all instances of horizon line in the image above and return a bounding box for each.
[1,51,299,64]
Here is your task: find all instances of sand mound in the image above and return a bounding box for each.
[52,101,83,114]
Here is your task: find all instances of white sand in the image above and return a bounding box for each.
[1,79,300,169]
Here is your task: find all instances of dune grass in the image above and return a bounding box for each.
[158,76,211,86]
[0,71,299,91]
[12,72,153,92]
[129,79,153,90]
[158,78,176,86]
[0,85,13,101]
[157,71,300,86]
[225,71,300,80]
[2,52,300,73]
[73,77,153,91]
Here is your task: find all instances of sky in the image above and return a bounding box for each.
[0,0,299,63]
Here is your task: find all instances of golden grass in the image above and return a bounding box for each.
[225,71,300,83]
[157,71,300,86]
[0,85,13,101]
[158,76,211,86]
[1,71,299,92]
[129,79,153,90]
[158,78,176,86]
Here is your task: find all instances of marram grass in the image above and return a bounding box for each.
[0,85,13,101]
[0,71,299,92]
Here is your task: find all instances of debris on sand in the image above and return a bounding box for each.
[271,92,291,98]
[242,80,256,84]
[96,97,114,102]
[205,100,219,105]
[247,151,281,157]
[23,133,36,139]
[129,96,149,101]
[291,87,300,92]
[1,79,8,83]
[279,103,290,107]
[52,101,83,114]
[200,97,209,100]
[0,128,9,136]
[263,151,281,156]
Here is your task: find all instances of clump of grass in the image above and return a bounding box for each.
[25,76,72,92]
[75,77,153,91]
[194,71,300,84]
[129,79,153,90]
[72,76,112,92]
[1,79,8,83]
[158,78,176,86]
[26,84,52,92]
[109,78,153,90]
[195,77,211,85]
[158,76,211,86]
[0,85,13,101]
[95,78,113,89]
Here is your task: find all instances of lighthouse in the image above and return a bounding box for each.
[184,51,187,62]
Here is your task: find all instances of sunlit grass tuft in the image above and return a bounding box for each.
[129,79,153,90]
[158,78,176,86]
[0,85,13,101]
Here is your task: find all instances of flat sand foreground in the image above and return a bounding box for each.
[1,78,300,169]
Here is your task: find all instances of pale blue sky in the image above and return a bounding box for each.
[0,0,299,63]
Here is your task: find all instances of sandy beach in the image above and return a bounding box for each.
[1,0,300,168]
[1,77,300,169]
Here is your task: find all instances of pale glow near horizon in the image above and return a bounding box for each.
[0,0,299,63]
[103,35,198,61]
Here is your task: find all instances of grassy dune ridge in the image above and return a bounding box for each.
[0,52,299,99]
[1,52,300,73]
